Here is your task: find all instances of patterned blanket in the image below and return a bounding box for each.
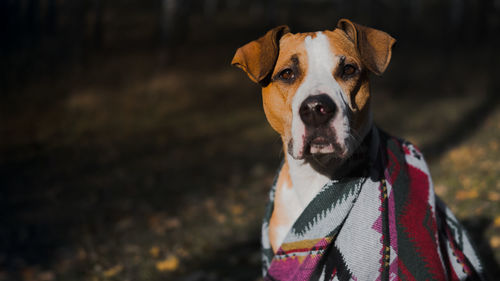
[262,127,486,281]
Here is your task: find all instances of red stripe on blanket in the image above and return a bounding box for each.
[386,148,401,186]
[399,259,416,281]
[399,164,446,279]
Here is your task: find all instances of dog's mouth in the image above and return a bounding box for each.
[301,129,344,158]
[309,136,335,154]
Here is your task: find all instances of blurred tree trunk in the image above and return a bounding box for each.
[93,0,105,48]
[288,0,299,29]
[46,0,58,36]
[357,0,373,24]
[204,0,218,17]
[26,0,41,48]
[0,0,11,53]
[160,0,177,48]
[398,0,411,36]
[476,0,494,43]
[159,0,191,64]
[66,0,88,65]
[447,0,465,50]
[266,0,277,28]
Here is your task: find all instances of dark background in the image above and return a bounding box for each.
[1,0,499,280]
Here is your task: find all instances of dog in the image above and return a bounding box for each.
[232,19,486,280]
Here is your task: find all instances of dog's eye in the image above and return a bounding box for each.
[342,64,357,77]
[279,68,295,81]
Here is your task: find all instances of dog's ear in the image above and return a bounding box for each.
[231,25,290,86]
[337,19,396,76]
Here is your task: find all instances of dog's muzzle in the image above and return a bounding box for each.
[297,94,341,156]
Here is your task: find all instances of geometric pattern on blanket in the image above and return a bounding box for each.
[261,127,486,281]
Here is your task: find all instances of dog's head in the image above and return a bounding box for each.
[232,19,395,163]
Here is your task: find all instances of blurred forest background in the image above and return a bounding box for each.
[1,0,500,280]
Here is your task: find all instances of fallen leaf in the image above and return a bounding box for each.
[156,256,179,272]
[447,146,486,169]
[490,236,500,248]
[215,213,226,224]
[494,216,500,227]
[150,246,160,258]
[434,184,447,196]
[103,265,123,277]
[455,190,479,200]
[488,192,500,202]
[230,204,244,216]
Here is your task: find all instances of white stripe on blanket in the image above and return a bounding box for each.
[335,177,382,280]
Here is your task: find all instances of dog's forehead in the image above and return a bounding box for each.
[277,29,358,63]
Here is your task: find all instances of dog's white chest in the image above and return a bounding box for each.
[270,156,330,251]
[287,156,330,208]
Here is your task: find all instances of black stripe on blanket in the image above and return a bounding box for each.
[310,243,352,281]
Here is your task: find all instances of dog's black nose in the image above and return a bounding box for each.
[299,94,336,127]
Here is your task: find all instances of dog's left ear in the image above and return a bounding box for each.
[337,19,396,76]
[231,25,290,86]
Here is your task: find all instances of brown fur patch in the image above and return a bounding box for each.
[261,33,310,144]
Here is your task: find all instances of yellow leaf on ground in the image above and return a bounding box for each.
[455,190,479,200]
[231,204,244,216]
[156,256,179,272]
[434,184,447,196]
[150,246,160,258]
[494,216,500,227]
[103,265,123,277]
[215,213,226,224]
[490,236,500,248]
[488,192,500,202]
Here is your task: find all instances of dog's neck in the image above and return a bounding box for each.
[285,124,378,208]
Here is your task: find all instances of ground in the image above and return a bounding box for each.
[1,13,499,281]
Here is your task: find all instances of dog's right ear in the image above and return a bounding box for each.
[231,25,290,86]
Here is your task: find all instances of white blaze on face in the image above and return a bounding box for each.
[290,32,350,159]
